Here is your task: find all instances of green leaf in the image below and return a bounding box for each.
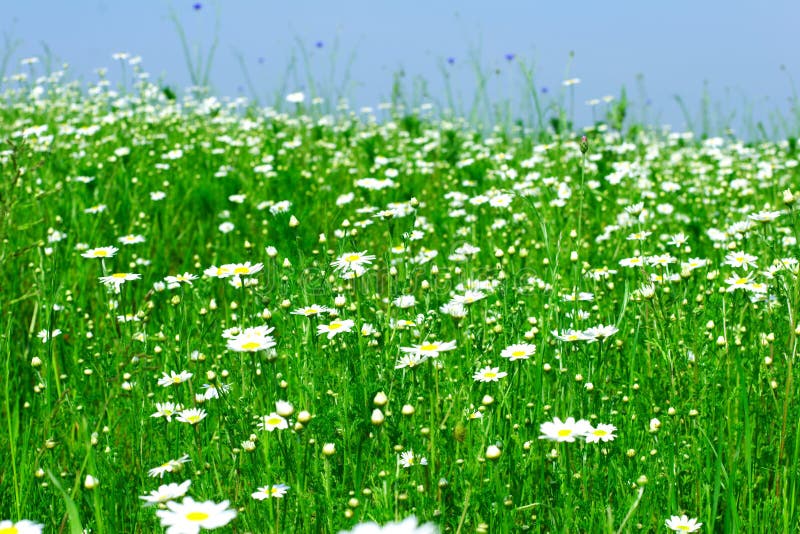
[46,470,84,534]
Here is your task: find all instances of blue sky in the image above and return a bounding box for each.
[3,1,799,136]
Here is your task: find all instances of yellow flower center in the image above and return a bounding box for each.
[173,377,182,383]
[267,417,282,426]
[484,372,497,379]
[241,341,261,350]
[111,273,128,279]
[419,344,437,351]
[345,254,361,262]
[187,415,200,423]
[0,526,20,534]
[511,350,526,357]
[557,429,572,437]
[233,267,249,274]
[594,429,607,436]
[94,250,108,257]
[328,322,342,330]
[185,511,209,521]
[677,527,690,532]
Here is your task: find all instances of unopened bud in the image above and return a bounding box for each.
[371,409,385,425]
[373,391,388,406]
[485,445,502,460]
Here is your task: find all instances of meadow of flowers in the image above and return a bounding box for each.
[1,56,800,533]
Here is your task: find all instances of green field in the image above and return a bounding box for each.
[1,60,800,533]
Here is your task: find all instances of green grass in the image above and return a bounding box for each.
[1,56,800,534]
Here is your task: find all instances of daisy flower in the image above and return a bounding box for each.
[0,520,43,534]
[582,324,619,340]
[118,234,146,245]
[99,272,141,288]
[439,301,468,318]
[400,340,457,359]
[585,423,617,443]
[501,343,536,361]
[551,329,595,342]
[473,366,508,382]
[251,483,290,500]
[317,319,355,339]
[151,402,183,422]
[286,91,305,103]
[165,272,198,288]
[291,304,334,316]
[395,353,427,369]
[140,480,192,506]
[176,408,207,425]
[330,251,376,275]
[148,454,191,478]
[222,262,264,276]
[36,329,62,343]
[451,290,486,304]
[647,254,677,267]
[667,233,688,247]
[390,318,417,330]
[725,272,753,292]
[360,323,376,336]
[724,251,758,271]
[203,265,233,278]
[155,497,236,534]
[585,267,614,281]
[562,291,594,302]
[392,295,417,308]
[226,330,277,352]
[257,412,288,432]
[538,417,592,442]
[626,231,651,241]
[81,246,119,259]
[84,204,107,214]
[618,256,645,268]
[158,370,193,387]
[664,514,703,532]
[398,450,428,468]
[749,209,781,223]
[338,516,438,534]
[201,383,231,400]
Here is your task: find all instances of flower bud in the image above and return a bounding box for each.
[84,474,99,490]
[371,409,385,425]
[485,445,502,460]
